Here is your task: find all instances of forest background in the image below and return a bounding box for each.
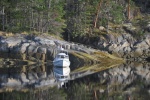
[0,0,149,40]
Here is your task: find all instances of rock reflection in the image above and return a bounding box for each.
[0,52,149,99]
[66,61,150,100]
[0,63,56,92]
[0,56,71,92]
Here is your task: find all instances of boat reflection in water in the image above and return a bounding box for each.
[53,66,70,88]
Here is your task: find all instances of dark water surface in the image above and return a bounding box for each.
[0,53,149,100]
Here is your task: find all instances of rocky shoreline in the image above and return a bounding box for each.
[71,23,150,61]
[0,32,149,62]
[0,34,96,59]
[106,33,150,60]
[0,34,124,67]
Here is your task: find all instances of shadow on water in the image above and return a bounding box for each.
[146,57,150,62]
[0,53,149,99]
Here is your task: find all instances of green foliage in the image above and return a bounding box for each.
[98,18,108,27]
[90,0,126,33]
[0,0,66,35]
[0,0,146,37]
[66,0,127,37]
[66,0,98,37]
[109,1,125,24]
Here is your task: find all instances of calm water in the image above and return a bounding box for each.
[0,53,149,100]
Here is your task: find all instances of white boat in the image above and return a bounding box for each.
[53,48,70,67]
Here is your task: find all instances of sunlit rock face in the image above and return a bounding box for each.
[0,34,123,66]
[104,33,150,60]
[0,35,85,58]
[1,33,149,62]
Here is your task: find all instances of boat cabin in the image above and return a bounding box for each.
[56,53,69,59]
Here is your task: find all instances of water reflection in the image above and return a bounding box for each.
[0,53,71,92]
[66,61,150,100]
[53,66,70,88]
[0,53,149,100]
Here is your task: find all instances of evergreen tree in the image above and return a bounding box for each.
[0,0,66,35]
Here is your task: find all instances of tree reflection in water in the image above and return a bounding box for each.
[0,53,149,100]
[0,87,67,100]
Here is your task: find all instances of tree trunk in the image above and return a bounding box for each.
[128,0,130,20]
[94,0,102,28]
[47,0,51,33]
[94,90,98,100]
[2,6,5,31]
